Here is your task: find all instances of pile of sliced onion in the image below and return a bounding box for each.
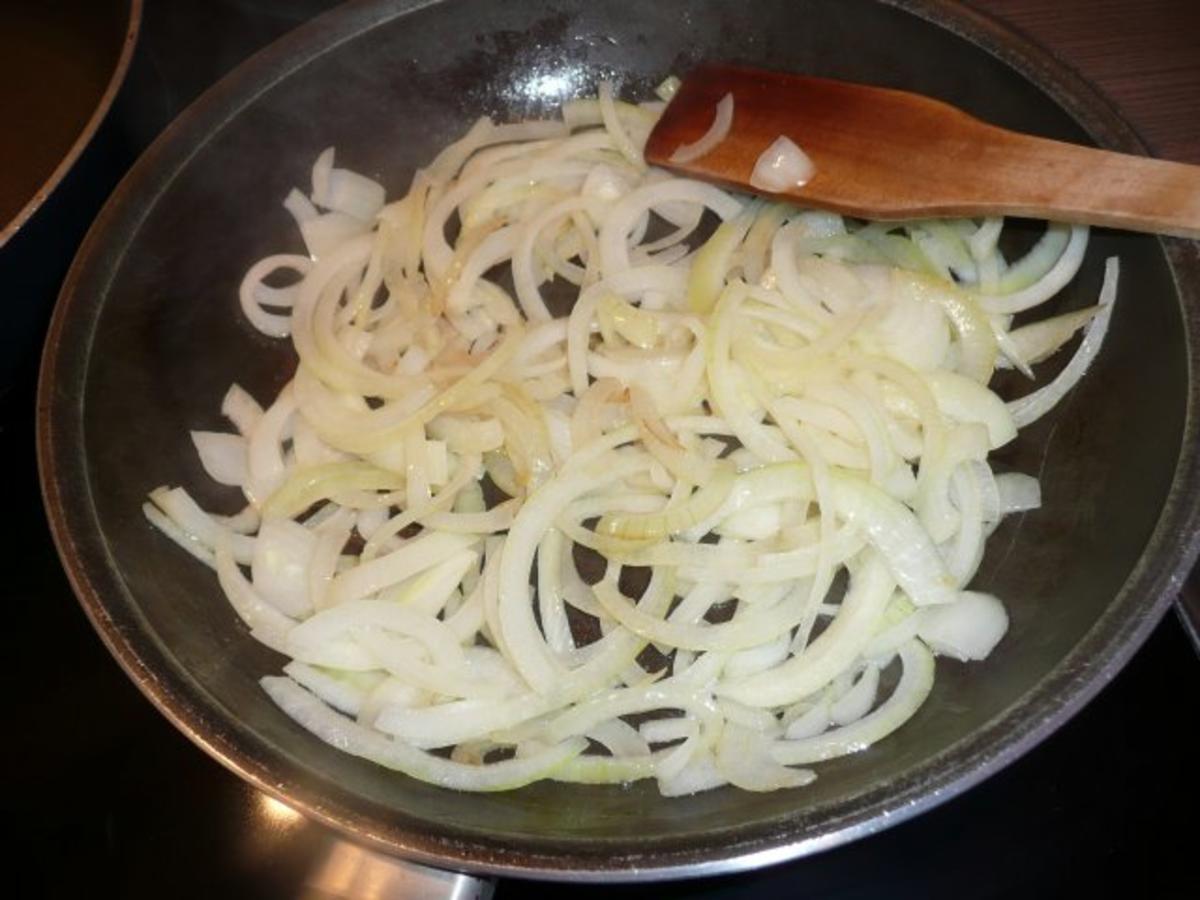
[145,82,1118,796]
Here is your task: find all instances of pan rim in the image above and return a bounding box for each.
[36,0,1200,881]
[0,0,144,248]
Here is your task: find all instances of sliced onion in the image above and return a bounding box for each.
[310,146,335,206]
[252,519,318,618]
[783,697,831,740]
[998,306,1098,369]
[1007,256,1118,427]
[829,663,880,726]
[830,471,958,607]
[301,211,372,260]
[147,486,256,564]
[926,372,1016,449]
[658,749,726,797]
[239,254,311,338]
[190,431,248,487]
[654,75,681,102]
[221,383,263,436]
[995,472,1042,514]
[325,530,481,608]
[749,135,815,193]
[324,167,386,222]
[215,535,295,653]
[916,591,1008,661]
[146,90,1116,800]
[284,187,319,226]
[772,639,934,765]
[967,217,1004,261]
[716,722,814,792]
[598,80,647,167]
[719,555,894,707]
[687,204,758,313]
[980,224,1089,315]
[283,661,383,717]
[670,92,734,164]
[596,465,734,540]
[263,677,585,791]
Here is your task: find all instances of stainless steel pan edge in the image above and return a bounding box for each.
[36,0,1200,882]
[0,0,144,247]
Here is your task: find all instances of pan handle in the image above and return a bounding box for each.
[300,837,496,900]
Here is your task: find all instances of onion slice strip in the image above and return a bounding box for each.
[670,92,734,164]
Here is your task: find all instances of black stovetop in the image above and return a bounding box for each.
[4,2,1195,897]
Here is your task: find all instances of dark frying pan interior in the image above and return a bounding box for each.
[39,0,1200,880]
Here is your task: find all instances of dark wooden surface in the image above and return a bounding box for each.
[977,0,1200,163]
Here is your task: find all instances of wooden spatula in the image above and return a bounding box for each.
[643,63,1200,239]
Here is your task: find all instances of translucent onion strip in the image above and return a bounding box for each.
[669,92,734,164]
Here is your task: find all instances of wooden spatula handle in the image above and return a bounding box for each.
[644,64,1200,239]
[961,130,1200,237]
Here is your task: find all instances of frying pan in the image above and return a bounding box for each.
[0,0,140,246]
[37,0,1200,885]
